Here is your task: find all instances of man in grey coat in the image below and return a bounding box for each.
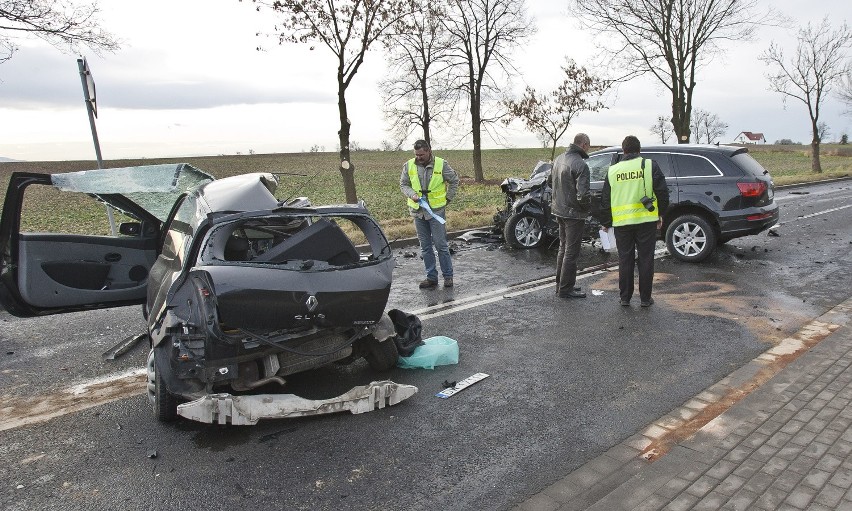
[552,133,592,298]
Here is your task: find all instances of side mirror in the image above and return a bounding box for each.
[119,222,141,236]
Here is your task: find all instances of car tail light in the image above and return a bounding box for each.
[737,181,767,197]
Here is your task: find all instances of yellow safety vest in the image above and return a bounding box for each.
[608,157,658,226]
[407,157,447,209]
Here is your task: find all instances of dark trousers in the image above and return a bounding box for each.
[555,217,585,296]
[613,221,657,303]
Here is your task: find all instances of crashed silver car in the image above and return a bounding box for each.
[0,164,408,423]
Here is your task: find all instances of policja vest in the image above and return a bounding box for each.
[407,157,447,209]
[607,157,658,226]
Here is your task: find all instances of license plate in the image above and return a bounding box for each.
[435,373,490,398]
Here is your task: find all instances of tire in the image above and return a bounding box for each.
[665,214,717,263]
[362,335,399,372]
[503,212,546,248]
[146,347,178,422]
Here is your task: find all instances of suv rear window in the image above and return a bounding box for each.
[731,152,770,177]
[672,154,722,177]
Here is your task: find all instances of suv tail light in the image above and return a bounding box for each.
[737,181,767,197]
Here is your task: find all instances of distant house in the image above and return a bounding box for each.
[734,131,766,144]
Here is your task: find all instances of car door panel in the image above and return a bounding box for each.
[17,233,157,308]
[0,171,165,317]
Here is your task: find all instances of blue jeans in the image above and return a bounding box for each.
[414,214,453,281]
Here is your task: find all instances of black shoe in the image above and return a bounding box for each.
[444,278,453,288]
[620,299,630,306]
[640,298,654,307]
[419,279,438,289]
[559,290,586,299]
[555,286,581,295]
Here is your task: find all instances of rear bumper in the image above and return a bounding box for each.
[718,204,780,239]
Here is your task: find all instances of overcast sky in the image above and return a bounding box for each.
[1,0,850,162]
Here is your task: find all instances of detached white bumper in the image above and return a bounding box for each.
[176,380,418,425]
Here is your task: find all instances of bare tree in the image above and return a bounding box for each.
[817,121,831,143]
[442,0,534,182]
[838,69,852,115]
[649,115,673,144]
[0,0,119,64]
[504,59,608,161]
[248,0,414,203]
[572,0,777,144]
[690,109,728,144]
[379,3,456,148]
[761,18,852,173]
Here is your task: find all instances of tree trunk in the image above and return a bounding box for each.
[671,99,691,144]
[421,76,431,146]
[810,118,822,173]
[338,76,358,203]
[471,92,484,182]
[811,142,823,173]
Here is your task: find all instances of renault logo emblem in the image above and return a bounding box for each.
[305,295,319,312]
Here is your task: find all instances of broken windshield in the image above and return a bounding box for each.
[50,163,214,221]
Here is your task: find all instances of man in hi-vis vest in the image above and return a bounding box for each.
[601,135,669,307]
[400,139,459,289]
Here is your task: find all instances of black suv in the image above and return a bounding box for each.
[586,144,779,262]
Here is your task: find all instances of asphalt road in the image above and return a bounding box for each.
[1,179,851,511]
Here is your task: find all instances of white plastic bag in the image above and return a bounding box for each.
[599,227,617,252]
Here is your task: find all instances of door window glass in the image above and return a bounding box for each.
[20,184,136,235]
[639,152,675,177]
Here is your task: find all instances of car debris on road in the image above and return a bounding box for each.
[176,380,418,425]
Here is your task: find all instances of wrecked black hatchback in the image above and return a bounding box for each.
[0,164,403,423]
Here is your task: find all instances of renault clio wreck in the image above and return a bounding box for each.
[0,164,414,424]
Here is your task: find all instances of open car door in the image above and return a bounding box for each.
[0,164,213,317]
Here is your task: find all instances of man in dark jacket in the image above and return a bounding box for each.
[601,135,669,307]
[552,133,592,298]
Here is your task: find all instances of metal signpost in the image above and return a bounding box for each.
[77,57,116,235]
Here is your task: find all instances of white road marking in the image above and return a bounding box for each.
[794,203,852,220]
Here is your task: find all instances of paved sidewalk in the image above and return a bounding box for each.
[515,297,852,511]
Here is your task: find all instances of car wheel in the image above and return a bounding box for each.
[146,347,178,422]
[362,335,399,371]
[504,212,545,248]
[665,214,717,263]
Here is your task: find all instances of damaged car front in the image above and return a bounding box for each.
[0,164,410,425]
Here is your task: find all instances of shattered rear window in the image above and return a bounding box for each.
[200,213,391,270]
